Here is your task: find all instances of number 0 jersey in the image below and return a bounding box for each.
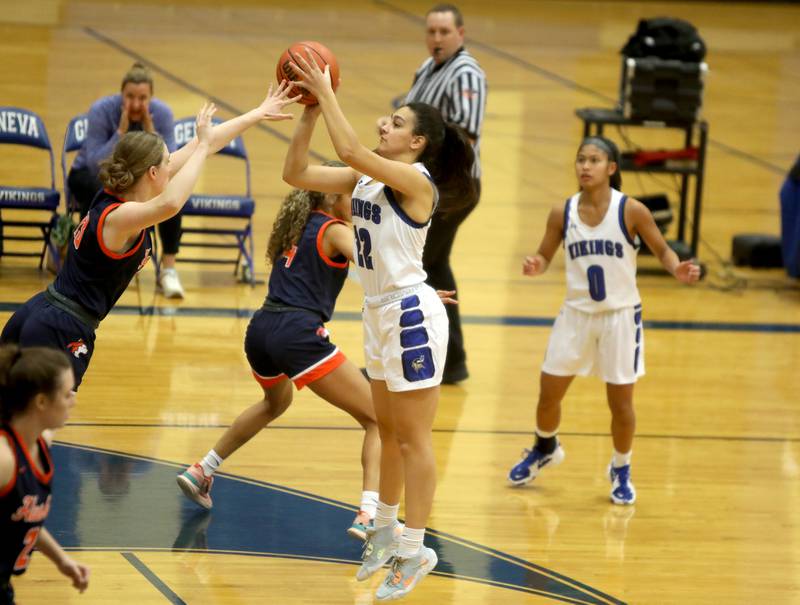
[563,188,641,313]
[350,163,438,299]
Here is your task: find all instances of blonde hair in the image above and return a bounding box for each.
[98,131,165,193]
[121,61,154,93]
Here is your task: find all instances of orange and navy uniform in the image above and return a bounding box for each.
[54,189,152,321]
[0,425,53,586]
[0,190,152,389]
[245,211,349,389]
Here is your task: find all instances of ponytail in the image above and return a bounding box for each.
[406,102,477,216]
[0,346,72,423]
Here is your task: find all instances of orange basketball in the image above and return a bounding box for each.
[276,41,340,106]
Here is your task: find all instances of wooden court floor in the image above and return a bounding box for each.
[1,1,799,603]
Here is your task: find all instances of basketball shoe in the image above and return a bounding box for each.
[348,510,373,541]
[508,444,565,486]
[375,546,438,601]
[356,523,403,581]
[608,463,636,505]
[177,463,214,509]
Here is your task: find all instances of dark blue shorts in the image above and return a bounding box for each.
[0,576,12,605]
[244,308,345,390]
[1,292,95,390]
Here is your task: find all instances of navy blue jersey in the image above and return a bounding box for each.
[53,190,152,320]
[266,211,348,322]
[0,426,52,577]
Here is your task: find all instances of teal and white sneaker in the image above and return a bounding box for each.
[356,523,402,581]
[176,463,214,510]
[375,546,438,601]
[608,463,636,505]
[347,510,373,541]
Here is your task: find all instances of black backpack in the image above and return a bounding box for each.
[621,17,706,62]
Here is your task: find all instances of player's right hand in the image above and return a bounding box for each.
[522,255,544,276]
[195,102,217,146]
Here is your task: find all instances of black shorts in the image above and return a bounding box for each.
[1,292,95,390]
[0,575,13,605]
[244,308,345,390]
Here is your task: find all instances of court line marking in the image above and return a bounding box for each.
[73,548,616,604]
[57,441,358,512]
[372,0,787,176]
[60,425,800,443]
[121,552,187,604]
[59,442,624,604]
[2,301,797,333]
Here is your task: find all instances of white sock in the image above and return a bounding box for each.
[360,490,379,519]
[612,449,632,468]
[374,501,399,529]
[535,427,558,439]
[398,526,425,559]
[199,449,223,477]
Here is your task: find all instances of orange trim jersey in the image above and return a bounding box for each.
[266,211,348,322]
[53,190,152,320]
[0,426,53,577]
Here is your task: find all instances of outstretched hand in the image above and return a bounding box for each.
[674,259,701,284]
[194,102,217,146]
[257,80,302,121]
[288,51,334,99]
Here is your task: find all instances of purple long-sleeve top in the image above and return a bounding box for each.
[71,94,175,175]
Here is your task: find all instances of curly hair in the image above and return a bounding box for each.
[266,188,326,265]
[266,160,348,266]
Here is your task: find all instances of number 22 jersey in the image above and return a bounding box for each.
[350,162,437,298]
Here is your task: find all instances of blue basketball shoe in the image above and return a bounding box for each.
[508,444,565,486]
[608,463,636,505]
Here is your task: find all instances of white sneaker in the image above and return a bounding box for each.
[159,268,185,299]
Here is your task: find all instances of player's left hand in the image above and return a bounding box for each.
[58,557,90,592]
[675,259,701,284]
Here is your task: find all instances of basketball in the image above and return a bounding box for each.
[275,41,339,106]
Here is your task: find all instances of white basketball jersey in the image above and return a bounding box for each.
[350,163,437,298]
[563,189,641,313]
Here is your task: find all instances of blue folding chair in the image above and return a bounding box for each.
[171,116,256,284]
[61,113,88,217]
[0,107,60,269]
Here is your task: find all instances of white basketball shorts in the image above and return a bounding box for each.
[541,303,644,385]
[362,283,448,392]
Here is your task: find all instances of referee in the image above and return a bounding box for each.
[394,3,487,384]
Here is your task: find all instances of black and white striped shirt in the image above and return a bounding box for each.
[404,48,487,179]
